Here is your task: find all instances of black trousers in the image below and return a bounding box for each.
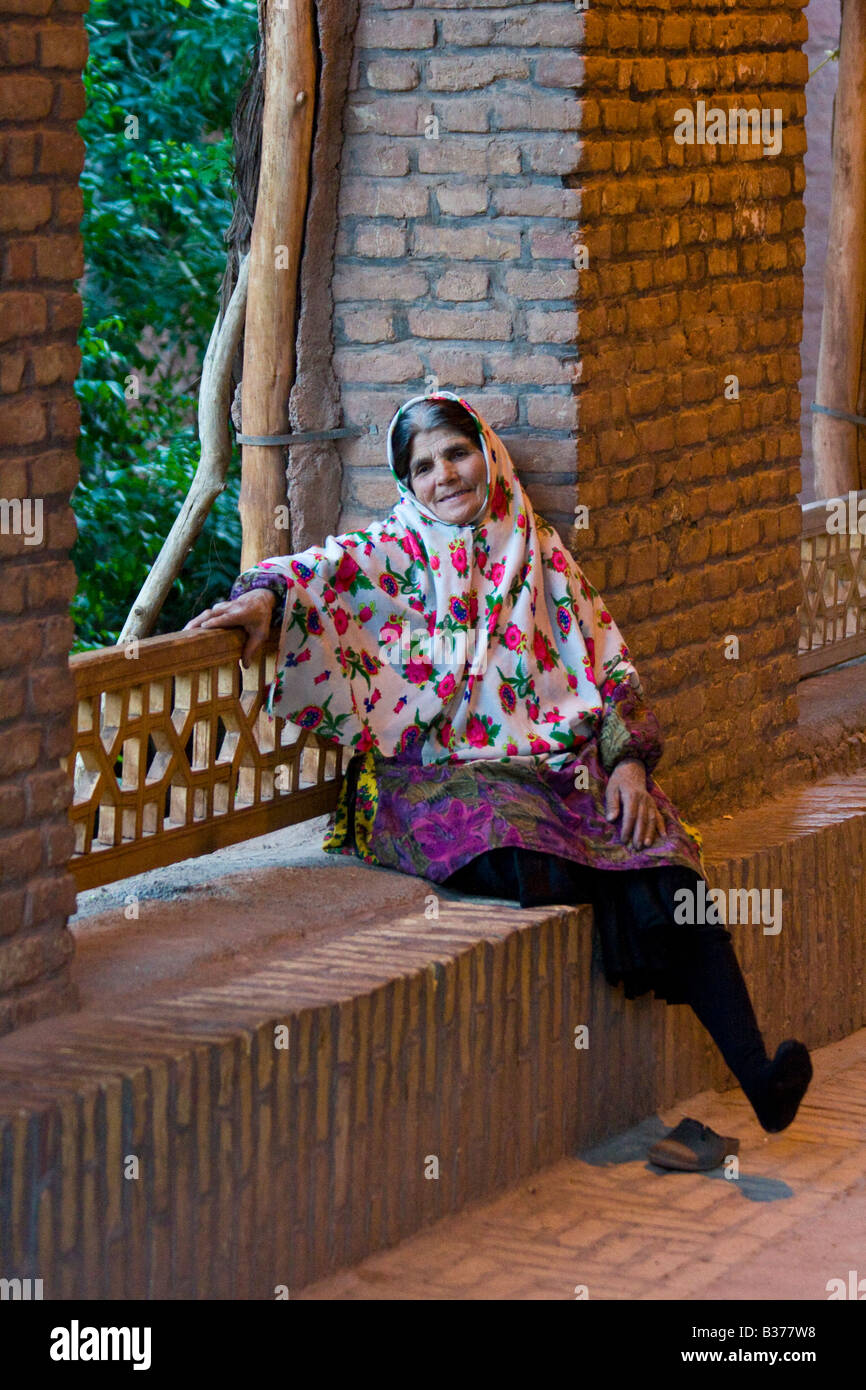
[443,847,769,1092]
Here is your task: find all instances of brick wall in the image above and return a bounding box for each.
[573,2,808,816]
[327,0,809,819]
[0,0,86,1033]
[0,0,815,1031]
[333,1,584,536]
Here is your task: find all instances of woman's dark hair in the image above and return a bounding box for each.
[391,398,482,485]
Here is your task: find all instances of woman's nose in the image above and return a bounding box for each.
[434,456,458,484]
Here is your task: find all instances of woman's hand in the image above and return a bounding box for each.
[604,758,666,850]
[183,589,277,669]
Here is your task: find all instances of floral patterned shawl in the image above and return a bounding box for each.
[259,391,641,771]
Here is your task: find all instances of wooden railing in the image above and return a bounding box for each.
[62,492,863,891]
[65,629,344,891]
[799,490,866,677]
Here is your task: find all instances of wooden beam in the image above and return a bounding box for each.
[813,0,866,499]
[239,0,317,569]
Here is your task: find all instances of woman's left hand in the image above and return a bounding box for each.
[604,758,666,849]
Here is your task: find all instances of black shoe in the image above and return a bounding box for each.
[648,1117,740,1172]
[746,1040,813,1133]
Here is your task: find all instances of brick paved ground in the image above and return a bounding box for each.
[300,1026,866,1301]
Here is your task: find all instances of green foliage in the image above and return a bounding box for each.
[72,0,258,651]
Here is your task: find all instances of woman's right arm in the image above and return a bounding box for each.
[183,588,278,669]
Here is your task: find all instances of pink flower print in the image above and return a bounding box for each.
[543,707,561,724]
[499,682,517,714]
[334,552,361,593]
[440,720,453,747]
[380,618,402,647]
[291,560,314,585]
[599,609,612,626]
[359,605,373,622]
[585,636,595,665]
[516,513,526,530]
[504,624,522,651]
[506,742,519,755]
[450,595,469,624]
[468,592,478,624]
[550,549,567,572]
[487,600,502,635]
[565,671,578,691]
[489,562,505,585]
[356,726,375,753]
[323,586,336,604]
[333,608,349,635]
[379,573,399,597]
[430,555,440,571]
[409,598,425,613]
[529,736,551,754]
[295,705,324,730]
[399,723,425,755]
[307,608,323,636]
[436,674,456,699]
[533,630,555,672]
[449,539,468,574]
[466,715,490,748]
[489,479,508,520]
[401,531,424,562]
[527,699,540,721]
[405,657,433,685]
[426,611,436,635]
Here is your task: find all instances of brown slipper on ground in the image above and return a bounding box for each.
[648,1117,740,1172]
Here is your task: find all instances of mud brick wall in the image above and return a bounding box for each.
[326,0,809,819]
[572,2,808,816]
[0,0,86,1033]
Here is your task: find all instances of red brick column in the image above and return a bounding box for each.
[332,1,584,535]
[0,0,86,1033]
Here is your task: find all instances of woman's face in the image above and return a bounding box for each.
[407,426,488,524]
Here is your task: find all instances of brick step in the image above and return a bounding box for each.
[0,770,864,1297]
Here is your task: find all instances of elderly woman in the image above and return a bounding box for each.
[186,391,812,1167]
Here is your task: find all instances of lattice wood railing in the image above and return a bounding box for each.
[65,628,344,891]
[799,490,866,677]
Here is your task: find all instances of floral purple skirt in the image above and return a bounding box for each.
[327,746,710,1002]
[329,741,705,881]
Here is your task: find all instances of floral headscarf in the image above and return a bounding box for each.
[261,391,640,770]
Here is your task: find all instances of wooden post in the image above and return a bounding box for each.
[119,257,250,641]
[812,0,866,499]
[239,0,316,569]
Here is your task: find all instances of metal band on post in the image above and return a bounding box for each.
[235,425,377,446]
[810,402,866,429]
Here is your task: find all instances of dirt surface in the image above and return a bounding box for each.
[68,817,424,1010]
[67,816,499,1014]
